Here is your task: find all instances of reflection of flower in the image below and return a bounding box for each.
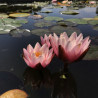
[23,67,77,98]
[23,42,54,68]
[41,32,91,63]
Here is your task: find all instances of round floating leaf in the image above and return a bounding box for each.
[34,21,55,28]
[31,29,50,36]
[83,45,98,60]
[13,19,28,24]
[0,89,28,98]
[9,13,30,17]
[0,14,9,18]
[93,26,98,31]
[82,18,93,21]
[40,10,53,13]
[44,16,63,21]
[94,16,98,18]
[72,7,79,10]
[57,21,77,26]
[10,29,31,37]
[0,30,9,34]
[66,18,88,24]
[50,25,81,35]
[88,20,98,25]
[29,15,43,19]
[60,11,79,15]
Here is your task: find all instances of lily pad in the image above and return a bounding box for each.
[50,25,81,35]
[57,21,77,26]
[66,18,88,24]
[40,10,53,13]
[93,26,98,31]
[83,45,98,60]
[60,11,79,15]
[94,16,98,18]
[9,13,30,17]
[0,14,9,18]
[29,15,43,19]
[10,29,31,37]
[44,16,63,21]
[31,29,50,36]
[88,20,98,25]
[34,21,56,28]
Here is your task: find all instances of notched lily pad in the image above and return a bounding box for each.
[34,21,55,28]
[10,28,31,37]
[31,29,50,36]
[50,25,81,35]
[60,11,79,15]
[9,13,30,17]
[44,16,63,21]
[83,45,98,60]
[66,18,88,24]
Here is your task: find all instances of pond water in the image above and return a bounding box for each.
[0,2,98,98]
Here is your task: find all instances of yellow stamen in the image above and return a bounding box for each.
[35,51,42,57]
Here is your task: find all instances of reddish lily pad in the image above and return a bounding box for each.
[9,13,30,17]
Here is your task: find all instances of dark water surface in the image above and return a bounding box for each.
[0,4,98,98]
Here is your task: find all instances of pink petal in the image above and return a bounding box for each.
[76,33,83,44]
[69,32,77,41]
[34,42,41,52]
[27,44,33,54]
[23,48,30,60]
[40,36,45,45]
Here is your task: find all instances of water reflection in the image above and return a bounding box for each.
[23,66,77,98]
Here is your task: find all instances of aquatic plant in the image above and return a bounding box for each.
[23,43,54,68]
[41,32,91,63]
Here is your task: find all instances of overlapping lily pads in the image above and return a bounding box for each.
[10,28,31,37]
[9,13,30,17]
[60,11,79,15]
[34,21,56,28]
[44,16,64,21]
[83,45,98,60]
[31,29,50,36]
[0,18,28,34]
[50,25,81,35]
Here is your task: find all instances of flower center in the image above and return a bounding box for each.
[35,51,42,57]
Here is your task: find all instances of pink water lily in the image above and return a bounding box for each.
[41,32,91,63]
[40,34,51,48]
[23,42,54,68]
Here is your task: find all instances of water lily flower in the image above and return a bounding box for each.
[42,32,91,63]
[40,34,51,48]
[23,43,54,68]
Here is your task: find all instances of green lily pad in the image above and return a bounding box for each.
[66,18,88,24]
[82,18,93,21]
[93,26,98,31]
[50,25,81,36]
[0,14,9,18]
[72,7,79,10]
[88,20,98,25]
[31,29,50,36]
[44,16,63,21]
[60,11,79,15]
[0,30,9,34]
[10,29,31,37]
[83,45,98,60]
[9,13,30,17]
[57,21,77,26]
[94,16,98,18]
[34,21,55,28]
[40,10,53,13]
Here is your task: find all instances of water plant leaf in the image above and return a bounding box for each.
[40,10,53,13]
[66,18,88,24]
[0,14,9,18]
[57,21,77,26]
[60,11,79,15]
[88,20,98,25]
[93,26,98,31]
[50,25,81,35]
[0,89,28,98]
[29,15,43,19]
[10,29,31,37]
[9,13,30,17]
[83,45,98,60]
[44,16,63,21]
[31,29,50,36]
[34,21,55,27]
